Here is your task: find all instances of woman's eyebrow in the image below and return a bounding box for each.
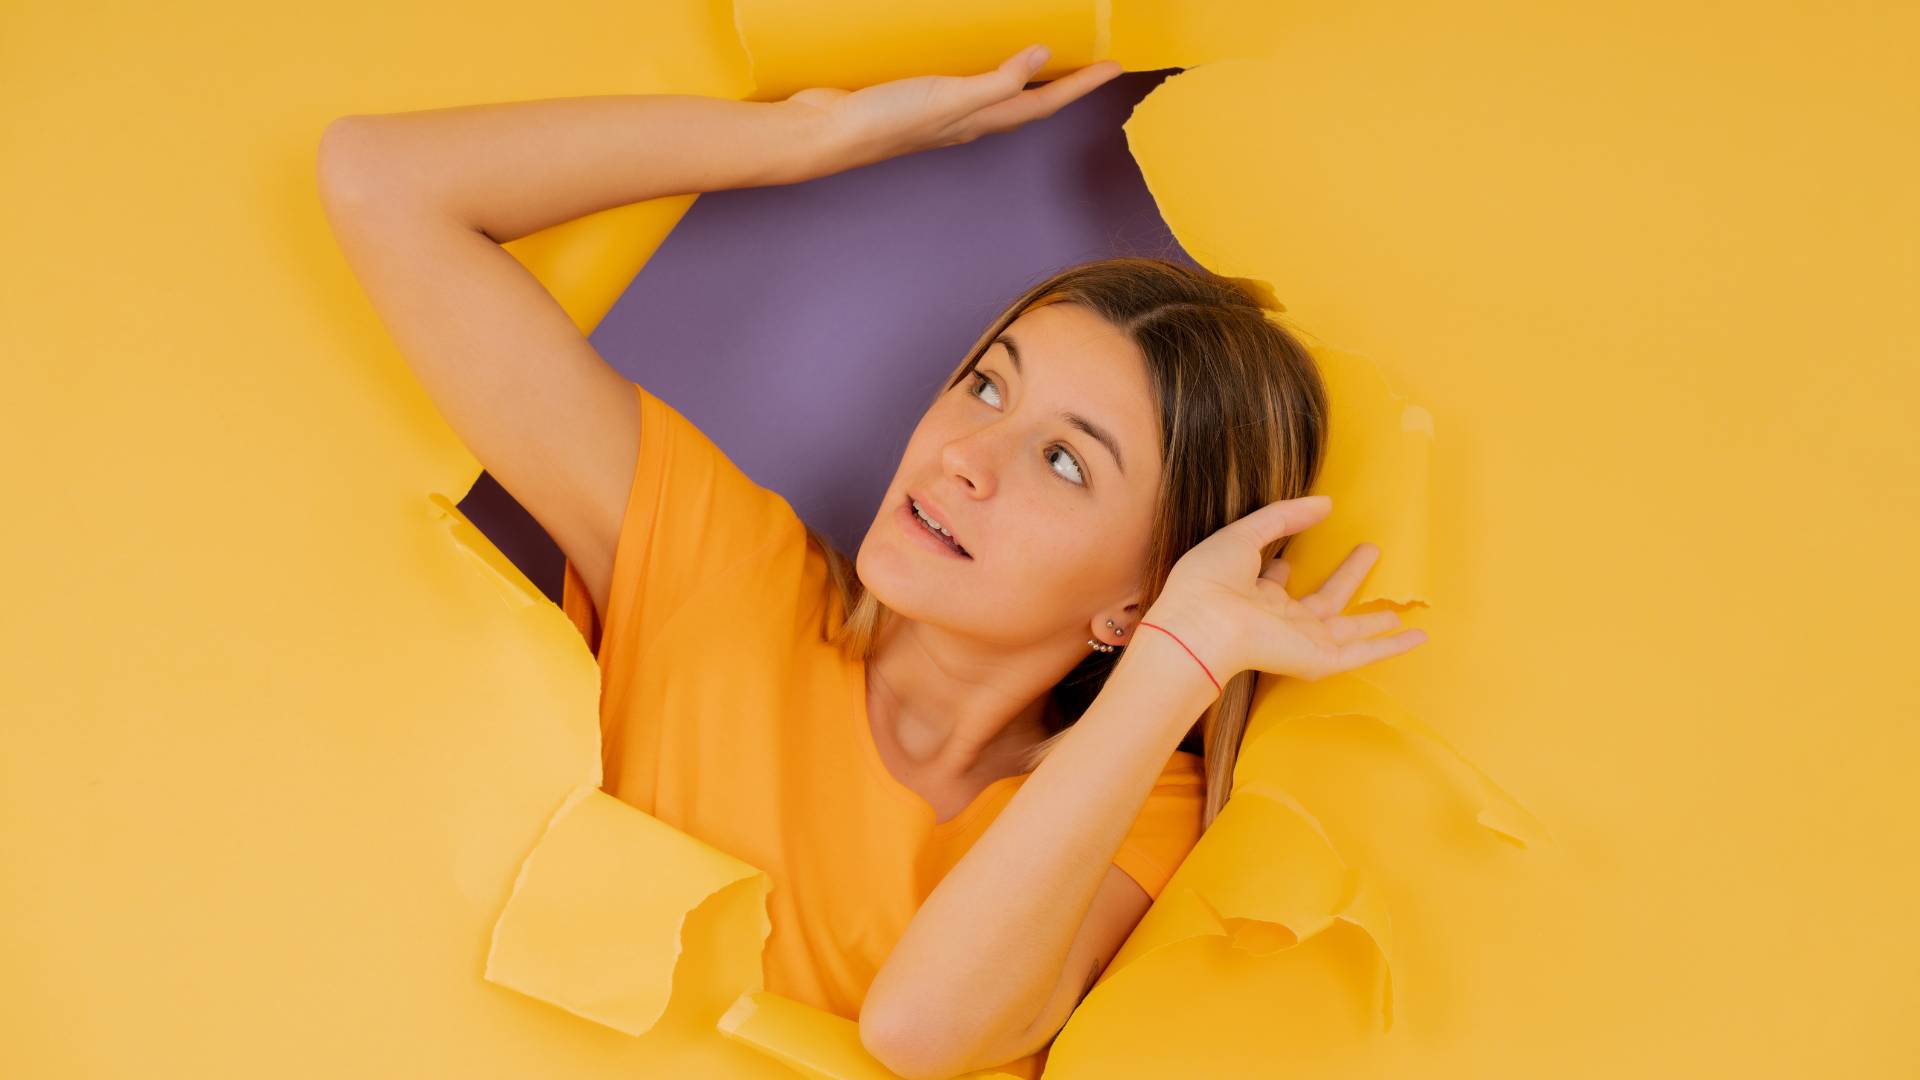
[994,333,1026,376]
[992,333,1127,477]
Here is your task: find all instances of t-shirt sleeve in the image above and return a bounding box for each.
[560,381,802,660]
[1110,753,1208,901]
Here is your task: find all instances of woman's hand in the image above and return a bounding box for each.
[1140,495,1429,686]
[781,45,1124,172]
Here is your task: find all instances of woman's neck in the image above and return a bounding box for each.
[865,615,1054,787]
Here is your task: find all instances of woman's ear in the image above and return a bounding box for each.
[1090,598,1145,642]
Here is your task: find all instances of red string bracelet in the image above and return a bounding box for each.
[1135,620,1223,693]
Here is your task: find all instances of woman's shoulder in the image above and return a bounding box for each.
[563,381,819,659]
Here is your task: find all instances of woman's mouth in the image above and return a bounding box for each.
[900,494,972,560]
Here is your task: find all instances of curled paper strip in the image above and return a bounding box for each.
[484,786,772,1037]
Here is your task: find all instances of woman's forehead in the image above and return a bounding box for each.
[995,305,1159,481]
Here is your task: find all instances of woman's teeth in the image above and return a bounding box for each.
[912,500,968,555]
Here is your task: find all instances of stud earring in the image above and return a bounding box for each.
[1087,617,1125,653]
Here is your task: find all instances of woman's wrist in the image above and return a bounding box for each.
[769,99,917,183]
[1118,605,1233,710]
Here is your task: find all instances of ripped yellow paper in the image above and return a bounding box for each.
[1097,787,1397,1025]
[1042,672,1547,1073]
[7,0,1917,1078]
[431,493,550,611]
[485,787,771,1037]
[1241,673,1549,850]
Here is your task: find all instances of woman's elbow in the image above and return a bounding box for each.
[859,1004,972,1080]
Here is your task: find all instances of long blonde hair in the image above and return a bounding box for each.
[803,256,1329,830]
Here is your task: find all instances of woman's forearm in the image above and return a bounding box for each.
[322,94,835,243]
[863,628,1220,1075]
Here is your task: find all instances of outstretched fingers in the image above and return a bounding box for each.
[1332,627,1429,672]
[960,57,1125,138]
[1303,543,1381,618]
[1326,609,1402,645]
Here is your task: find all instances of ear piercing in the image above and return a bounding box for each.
[1087,617,1125,653]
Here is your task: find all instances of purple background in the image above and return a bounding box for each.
[461,69,1198,601]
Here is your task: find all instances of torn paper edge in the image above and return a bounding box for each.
[1120,71,1437,611]
[429,491,546,611]
[1236,784,1397,1032]
[1242,674,1551,849]
[483,785,771,1038]
[1073,784,1399,1038]
[482,783,600,986]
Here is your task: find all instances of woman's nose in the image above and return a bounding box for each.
[939,424,1022,492]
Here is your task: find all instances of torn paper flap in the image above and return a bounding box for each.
[1094,786,1397,1032]
[1241,672,1551,849]
[485,786,772,1036]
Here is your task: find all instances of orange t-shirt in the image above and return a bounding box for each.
[559,382,1205,1076]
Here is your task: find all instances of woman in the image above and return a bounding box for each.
[317,44,1425,1080]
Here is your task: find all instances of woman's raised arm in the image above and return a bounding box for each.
[318,95,833,245]
[312,47,1117,625]
[313,96,836,621]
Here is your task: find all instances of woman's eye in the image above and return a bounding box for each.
[967,369,1003,407]
[1046,445,1085,485]
[966,371,1086,486]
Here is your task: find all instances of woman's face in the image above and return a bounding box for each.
[858,301,1164,646]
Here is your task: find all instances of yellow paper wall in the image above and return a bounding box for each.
[4,2,1916,1078]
